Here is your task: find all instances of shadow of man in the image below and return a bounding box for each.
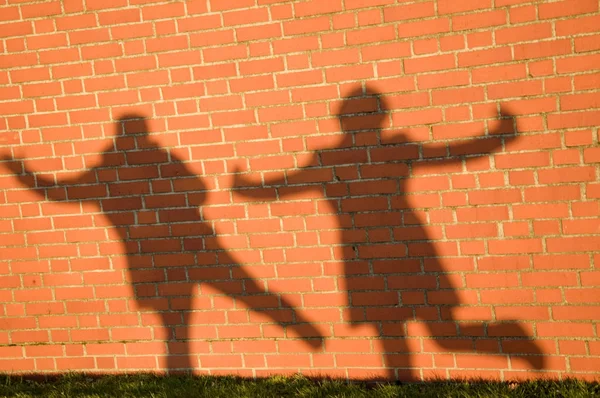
[232,85,546,380]
[2,114,322,373]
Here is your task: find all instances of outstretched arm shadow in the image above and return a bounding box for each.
[416,106,518,164]
[2,155,99,201]
[230,107,518,197]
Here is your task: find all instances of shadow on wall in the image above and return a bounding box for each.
[1,84,546,379]
[2,115,322,373]
[232,84,546,380]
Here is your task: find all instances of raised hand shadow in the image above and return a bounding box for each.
[2,114,323,372]
[231,84,545,379]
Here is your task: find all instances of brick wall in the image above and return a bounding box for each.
[0,0,599,381]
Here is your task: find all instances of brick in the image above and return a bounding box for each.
[294,0,342,17]
[325,64,374,83]
[141,2,185,20]
[514,39,572,60]
[438,0,491,14]
[398,18,450,38]
[508,5,536,23]
[453,11,506,31]
[496,23,552,45]
[467,33,495,49]
[488,80,543,100]
[284,17,330,36]
[501,97,556,115]
[347,25,395,45]
[69,28,111,46]
[557,54,600,74]
[111,23,154,40]
[203,45,247,62]
[571,358,600,372]
[145,36,188,53]
[539,0,598,19]
[239,58,285,76]
[564,289,600,303]
[22,1,62,18]
[524,186,581,202]
[561,93,600,111]
[548,78,573,96]
[432,87,484,106]
[273,36,319,54]
[361,43,411,62]
[0,100,34,116]
[547,237,600,253]
[98,8,141,25]
[559,15,600,38]
[177,14,221,31]
[53,63,94,80]
[495,152,551,169]
[575,34,600,53]
[227,66,270,93]
[81,43,123,60]
[190,30,234,47]
[0,53,38,69]
[481,289,535,304]
[462,49,514,71]
[237,23,282,42]
[538,166,596,184]
[85,0,127,11]
[312,49,360,67]
[548,110,600,129]
[513,203,570,220]
[539,323,596,339]
[418,71,470,89]
[0,22,33,38]
[0,6,20,23]
[404,54,455,74]
[27,33,68,50]
[384,3,434,22]
[468,189,522,205]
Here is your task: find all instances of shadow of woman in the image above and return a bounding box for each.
[2,114,322,373]
[232,85,546,380]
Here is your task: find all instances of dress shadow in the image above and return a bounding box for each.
[232,85,546,380]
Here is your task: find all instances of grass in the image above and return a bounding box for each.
[0,373,598,397]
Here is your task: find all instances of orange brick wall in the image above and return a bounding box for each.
[0,0,599,381]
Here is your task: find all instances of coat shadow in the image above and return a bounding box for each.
[2,115,322,373]
[232,84,546,380]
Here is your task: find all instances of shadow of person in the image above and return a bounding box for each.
[2,114,322,373]
[232,85,546,380]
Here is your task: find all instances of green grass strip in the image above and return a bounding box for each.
[0,373,598,398]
